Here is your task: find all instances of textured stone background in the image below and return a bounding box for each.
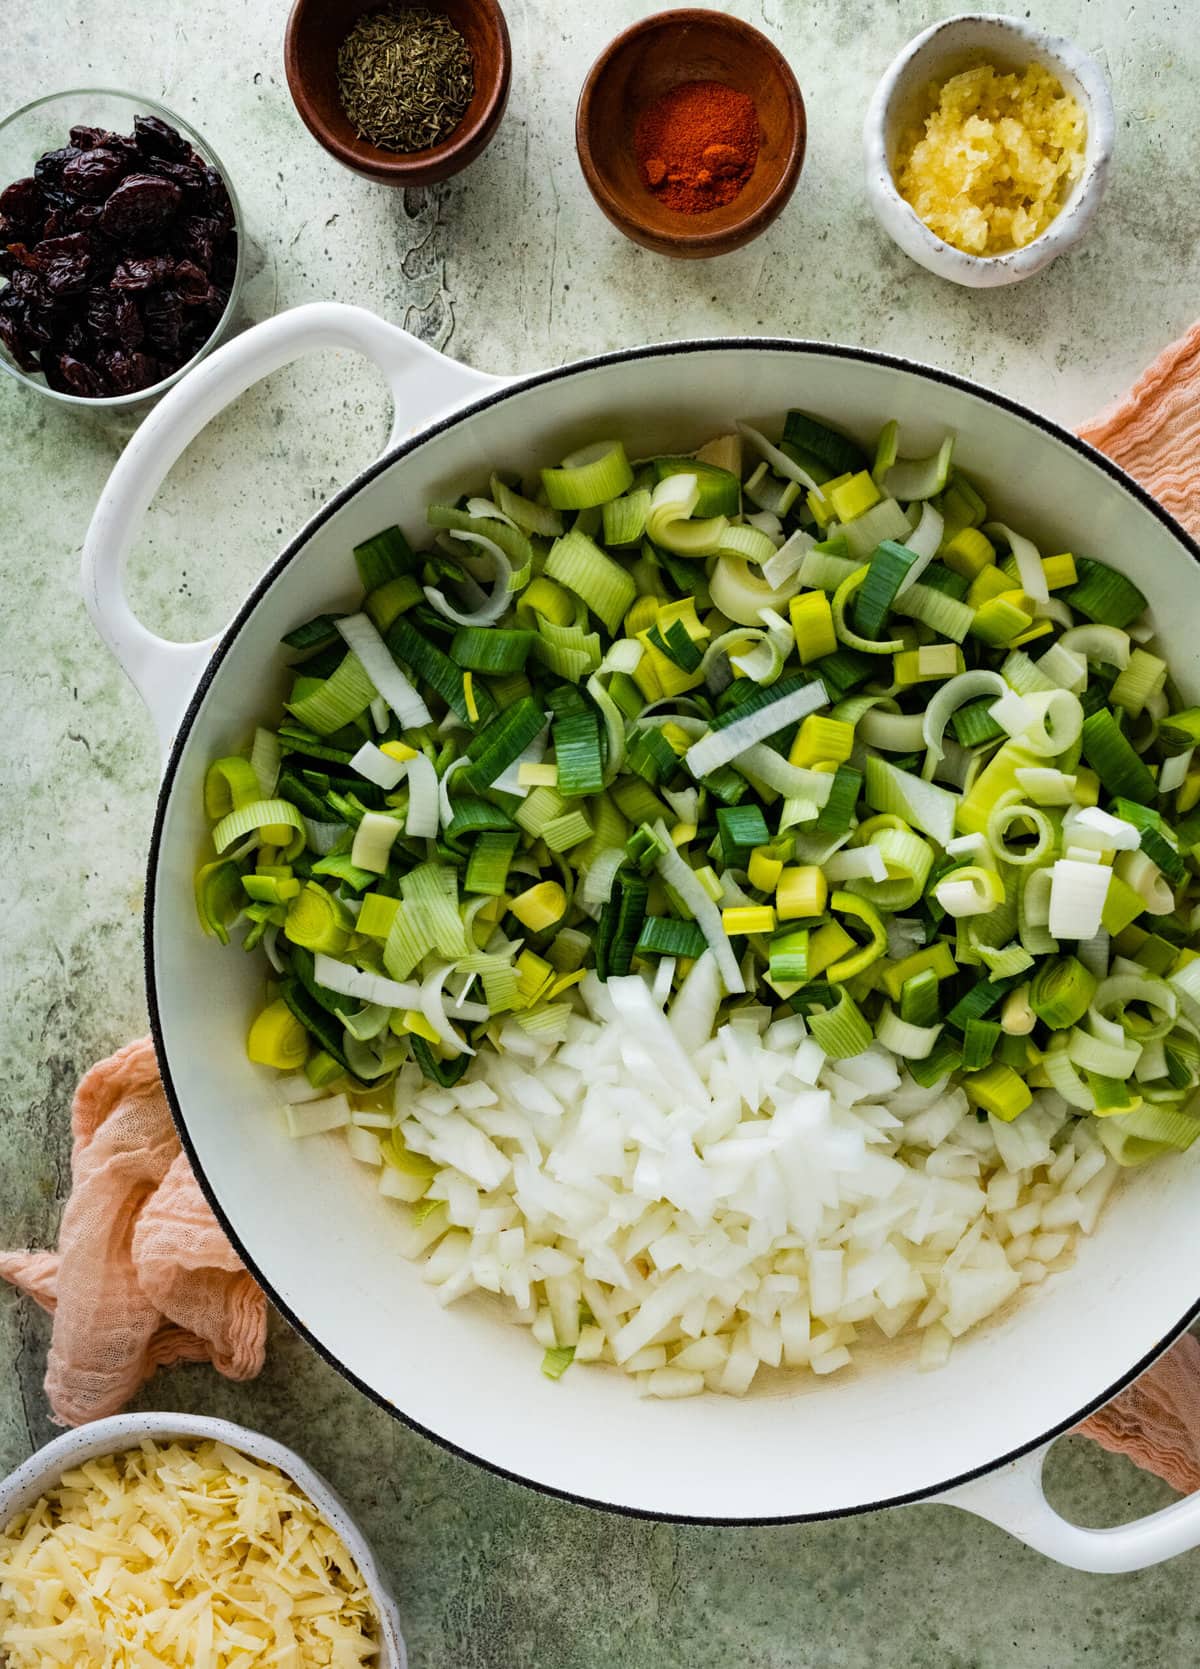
[3,1,1200,1663]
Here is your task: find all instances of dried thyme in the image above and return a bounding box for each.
[337,5,475,154]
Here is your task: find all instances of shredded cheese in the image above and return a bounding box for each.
[0,1439,379,1667]
[894,61,1087,255]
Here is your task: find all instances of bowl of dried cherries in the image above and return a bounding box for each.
[0,89,244,408]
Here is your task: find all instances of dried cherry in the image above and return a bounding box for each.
[99,174,183,240]
[0,178,45,232]
[33,147,80,185]
[98,347,162,393]
[0,298,39,370]
[62,147,130,201]
[34,233,95,295]
[114,294,144,347]
[134,114,188,159]
[142,289,183,353]
[43,351,103,397]
[111,254,173,290]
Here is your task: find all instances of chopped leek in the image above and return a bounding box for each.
[198,405,1199,1174]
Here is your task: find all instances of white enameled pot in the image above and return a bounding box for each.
[0,1413,406,1667]
[81,304,1200,1567]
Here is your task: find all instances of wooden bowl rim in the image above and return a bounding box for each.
[575,7,807,255]
[284,0,512,185]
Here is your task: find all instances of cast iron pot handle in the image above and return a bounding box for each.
[934,1441,1200,1571]
[80,301,506,758]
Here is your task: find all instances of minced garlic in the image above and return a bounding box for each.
[0,1438,379,1667]
[894,61,1086,256]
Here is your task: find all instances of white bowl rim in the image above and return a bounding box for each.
[862,12,1116,283]
[0,1410,406,1668]
[145,336,1200,1525]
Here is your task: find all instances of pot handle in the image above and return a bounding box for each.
[80,301,506,758]
[934,1444,1200,1572]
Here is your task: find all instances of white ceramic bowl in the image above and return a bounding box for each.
[0,1412,407,1667]
[79,306,1200,1570]
[863,13,1114,287]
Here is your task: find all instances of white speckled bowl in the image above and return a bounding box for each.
[0,1413,407,1668]
[863,13,1114,287]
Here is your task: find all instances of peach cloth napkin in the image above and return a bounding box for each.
[2,327,1200,1485]
[0,1039,265,1427]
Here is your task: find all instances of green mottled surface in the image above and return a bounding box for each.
[3,1,1200,1662]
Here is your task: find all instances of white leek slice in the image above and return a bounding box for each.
[735,420,822,492]
[864,755,957,847]
[986,520,1048,603]
[421,962,479,1056]
[896,500,944,586]
[1062,805,1141,852]
[404,750,440,838]
[1048,857,1111,939]
[1014,766,1077,804]
[1013,689,1084,759]
[1068,1025,1142,1078]
[716,523,777,565]
[1114,849,1175,915]
[745,507,784,538]
[945,832,996,867]
[823,846,889,883]
[1093,973,1177,1039]
[646,474,728,556]
[935,870,1004,917]
[762,529,815,589]
[424,529,514,626]
[250,726,280,798]
[732,743,835,805]
[580,847,624,916]
[729,609,794,683]
[880,434,954,501]
[350,740,408,790]
[1169,957,1200,1026]
[1035,643,1088,693]
[351,810,402,874]
[653,821,744,994]
[710,554,802,625]
[313,953,422,1009]
[1058,624,1131,670]
[684,681,829,780]
[922,670,1007,767]
[857,708,928,752]
[1042,1042,1097,1110]
[466,495,518,528]
[876,1002,941,1059]
[341,1002,393,1042]
[437,754,473,827]
[335,612,431,729]
[1159,748,1194,794]
[663,786,699,824]
[989,689,1038,740]
[302,816,347,855]
[492,724,550,799]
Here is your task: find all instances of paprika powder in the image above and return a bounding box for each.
[634,80,760,214]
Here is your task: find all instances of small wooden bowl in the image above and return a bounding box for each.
[284,0,511,187]
[576,9,805,258]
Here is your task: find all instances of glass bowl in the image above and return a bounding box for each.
[0,88,245,412]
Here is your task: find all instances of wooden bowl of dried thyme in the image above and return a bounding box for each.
[284,0,511,186]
